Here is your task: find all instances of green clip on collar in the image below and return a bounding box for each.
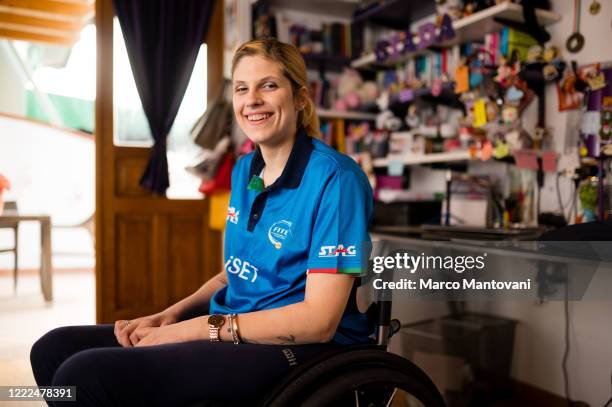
[247,175,265,192]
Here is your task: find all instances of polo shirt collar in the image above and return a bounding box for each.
[248,127,313,190]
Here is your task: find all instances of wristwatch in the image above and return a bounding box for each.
[208,314,225,342]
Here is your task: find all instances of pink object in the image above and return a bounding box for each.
[513,149,539,170]
[541,151,558,173]
[376,175,403,190]
[239,139,255,155]
[431,79,442,97]
[345,92,361,109]
[334,99,348,111]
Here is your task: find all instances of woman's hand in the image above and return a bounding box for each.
[134,317,207,347]
[114,310,179,347]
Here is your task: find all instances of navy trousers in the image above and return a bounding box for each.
[30,324,339,406]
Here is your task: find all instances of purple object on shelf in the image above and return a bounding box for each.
[399,88,414,102]
[604,68,612,97]
[587,88,602,112]
[418,22,436,50]
[584,134,600,157]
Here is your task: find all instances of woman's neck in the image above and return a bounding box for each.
[258,132,296,187]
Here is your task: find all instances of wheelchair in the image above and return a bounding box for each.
[192,298,445,407]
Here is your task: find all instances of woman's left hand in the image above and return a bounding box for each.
[135,317,207,347]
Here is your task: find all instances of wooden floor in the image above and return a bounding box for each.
[0,268,95,407]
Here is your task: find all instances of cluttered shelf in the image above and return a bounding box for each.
[316,108,377,121]
[249,0,612,229]
[373,150,474,167]
[351,2,562,69]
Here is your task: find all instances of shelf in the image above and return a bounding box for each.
[352,48,432,69]
[317,108,377,121]
[373,150,477,167]
[302,52,351,72]
[351,2,562,69]
[352,0,436,30]
[267,0,360,19]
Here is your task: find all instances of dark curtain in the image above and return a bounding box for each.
[113,0,214,195]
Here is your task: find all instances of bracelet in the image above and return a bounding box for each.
[229,314,242,344]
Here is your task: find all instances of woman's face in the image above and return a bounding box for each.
[232,55,301,147]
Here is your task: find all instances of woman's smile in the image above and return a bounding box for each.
[245,111,275,125]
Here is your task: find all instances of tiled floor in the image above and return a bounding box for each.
[0,269,95,407]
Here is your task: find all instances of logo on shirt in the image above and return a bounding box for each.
[227,207,239,224]
[268,220,292,249]
[318,244,357,258]
[224,256,258,283]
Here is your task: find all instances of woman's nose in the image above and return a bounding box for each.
[245,89,263,107]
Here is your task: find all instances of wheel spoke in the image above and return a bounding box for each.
[384,387,398,407]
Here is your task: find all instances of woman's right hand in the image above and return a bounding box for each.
[114,310,179,347]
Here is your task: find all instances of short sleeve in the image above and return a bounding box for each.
[307,169,373,275]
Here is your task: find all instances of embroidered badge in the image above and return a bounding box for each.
[227,207,239,224]
[268,220,292,249]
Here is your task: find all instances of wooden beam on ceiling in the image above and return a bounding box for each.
[0,11,83,31]
[0,26,78,45]
[0,0,94,24]
[0,21,78,39]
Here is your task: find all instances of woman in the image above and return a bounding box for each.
[30,38,373,406]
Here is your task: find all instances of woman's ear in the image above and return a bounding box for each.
[295,86,309,111]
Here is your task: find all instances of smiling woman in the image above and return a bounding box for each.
[30,38,374,406]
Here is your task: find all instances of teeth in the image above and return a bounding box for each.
[247,113,271,121]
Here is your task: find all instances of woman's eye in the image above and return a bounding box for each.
[263,82,277,89]
[234,86,247,93]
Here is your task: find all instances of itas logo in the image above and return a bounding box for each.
[227,207,239,224]
[318,244,357,258]
[268,220,292,249]
[224,256,258,283]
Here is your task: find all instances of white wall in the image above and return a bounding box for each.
[539,0,612,214]
[0,116,95,270]
[0,41,27,116]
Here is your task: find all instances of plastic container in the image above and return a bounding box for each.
[401,312,518,400]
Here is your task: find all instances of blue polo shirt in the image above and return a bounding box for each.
[209,128,374,344]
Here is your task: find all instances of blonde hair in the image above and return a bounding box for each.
[231,38,320,138]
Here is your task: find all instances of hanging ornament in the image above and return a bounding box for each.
[567,0,585,53]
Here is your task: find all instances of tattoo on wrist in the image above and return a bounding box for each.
[277,335,296,344]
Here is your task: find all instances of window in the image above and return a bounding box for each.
[112,18,208,198]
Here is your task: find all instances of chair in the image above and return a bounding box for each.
[0,201,19,291]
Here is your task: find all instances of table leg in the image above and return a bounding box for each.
[40,219,53,302]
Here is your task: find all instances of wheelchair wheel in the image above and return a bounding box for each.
[263,348,445,407]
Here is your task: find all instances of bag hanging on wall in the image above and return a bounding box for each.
[191,81,232,149]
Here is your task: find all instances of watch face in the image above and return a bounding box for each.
[208,314,225,327]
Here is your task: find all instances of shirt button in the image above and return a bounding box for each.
[253,214,259,220]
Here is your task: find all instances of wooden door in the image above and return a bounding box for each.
[95,0,224,323]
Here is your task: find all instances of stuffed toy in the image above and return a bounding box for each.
[334,68,380,111]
